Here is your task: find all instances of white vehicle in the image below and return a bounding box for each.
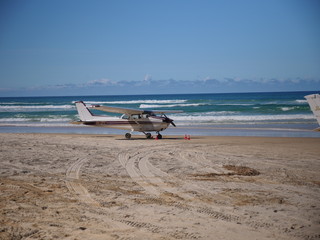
[74,101,182,139]
[305,94,320,131]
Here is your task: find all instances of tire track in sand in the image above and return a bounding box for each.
[118,152,160,196]
[119,146,195,199]
[65,156,178,238]
[65,157,100,206]
[118,147,225,199]
[118,146,281,236]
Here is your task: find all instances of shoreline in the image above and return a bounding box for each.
[0,122,319,138]
[0,131,320,140]
[1,133,320,239]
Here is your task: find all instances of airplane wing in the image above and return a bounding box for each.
[90,105,144,115]
[146,110,183,114]
[89,105,183,115]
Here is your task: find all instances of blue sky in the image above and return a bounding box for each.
[0,0,319,96]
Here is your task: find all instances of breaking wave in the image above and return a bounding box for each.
[216,103,255,106]
[139,103,207,108]
[82,100,187,105]
[0,117,73,123]
[173,114,315,124]
[295,99,308,103]
[0,105,74,112]
[280,107,296,111]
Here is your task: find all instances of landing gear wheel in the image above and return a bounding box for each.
[157,133,162,139]
[146,133,152,139]
[125,133,131,139]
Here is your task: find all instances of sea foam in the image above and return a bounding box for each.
[81,100,187,105]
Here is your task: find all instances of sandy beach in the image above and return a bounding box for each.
[0,133,319,240]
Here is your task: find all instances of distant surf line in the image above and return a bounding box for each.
[139,103,208,108]
[81,99,188,105]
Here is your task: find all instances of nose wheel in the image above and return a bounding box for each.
[156,133,162,139]
[125,133,131,139]
[145,133,152,139]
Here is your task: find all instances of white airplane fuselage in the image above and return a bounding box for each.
[74,101,172,133]
[82,115,170,132]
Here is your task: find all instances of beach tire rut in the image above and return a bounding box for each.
[118,148,244,222]
[117,146,287,237]
[65,156,172,238]
[65,157,100,206]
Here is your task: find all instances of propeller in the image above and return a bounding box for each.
[170,120,176,127]
[163,115,176,127]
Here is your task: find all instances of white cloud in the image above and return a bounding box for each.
[86,78,116,86]
[0,88,12,92]
[1,77,319,97]
[144,74,152,81]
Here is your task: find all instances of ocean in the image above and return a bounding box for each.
[0,91,319,137]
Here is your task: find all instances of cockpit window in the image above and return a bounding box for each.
[121,113,164,119]
[121,114,129,119]
[131,114,141,119]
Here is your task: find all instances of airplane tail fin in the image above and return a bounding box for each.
[305,94,320,128]
[75,101,94,121]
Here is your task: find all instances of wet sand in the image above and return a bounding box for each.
[0,133,319,239]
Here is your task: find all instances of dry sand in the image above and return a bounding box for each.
[0,133,319,240]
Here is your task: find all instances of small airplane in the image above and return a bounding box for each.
[305,93,320,131]
[73,101,182,139]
